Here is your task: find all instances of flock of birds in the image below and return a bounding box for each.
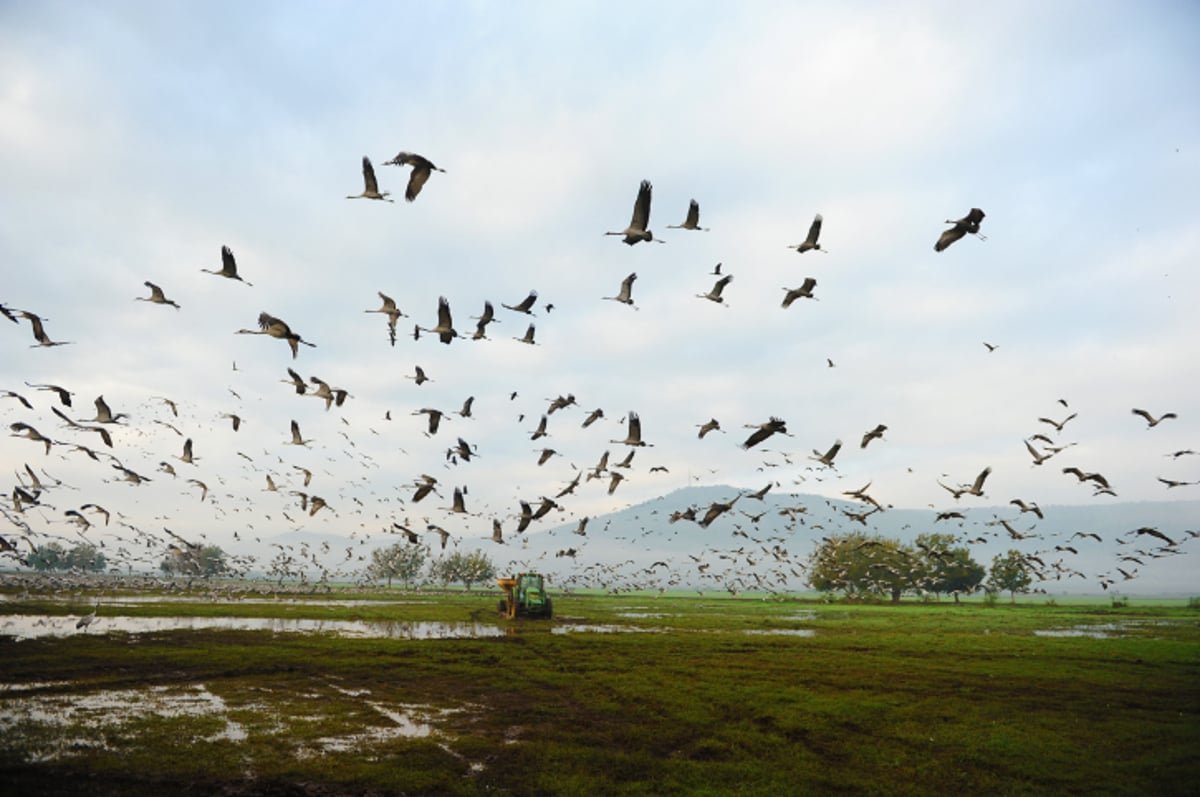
[2,156,1196,602]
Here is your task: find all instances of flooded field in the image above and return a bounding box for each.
[0,614,508,641]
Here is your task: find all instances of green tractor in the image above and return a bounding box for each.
[497,572,553,619]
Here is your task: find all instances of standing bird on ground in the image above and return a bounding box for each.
[604,272,638,306]
[934,208,986,252]
[781,278,817,307]
[236,312,316,359]
[136,281,180,309]
[381,151,445,201]
[417,296,458,344]
[202,245,253,285]
[18,311,72,347]
[697,274,733,305]
[76,606,98,631]
[1132,408,1177,428]
[606,180,664,245]
[788,214,826,253]
[667,199,708,231]
[346,156,392,202]
[365,292,406,346]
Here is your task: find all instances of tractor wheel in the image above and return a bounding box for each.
[543,597,553,619]
[498,599,507,615]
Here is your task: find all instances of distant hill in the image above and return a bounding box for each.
[501,485,1199,596]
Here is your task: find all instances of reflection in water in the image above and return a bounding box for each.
[0,614,506,641]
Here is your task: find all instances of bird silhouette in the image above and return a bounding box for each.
[236,312,316,359]
[202,245,253,285]
[781,278,818,307]
[136,281,180,309]
[606,180,664,245]
[666,199,708,231]
[934,208,986,252]
[346,156,392,202]
[788,214,826,253]
[1131,408,1177,428]
[381,151,444,201]
[604,273,638,306]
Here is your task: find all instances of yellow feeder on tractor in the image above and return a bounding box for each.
[497,572,553,619]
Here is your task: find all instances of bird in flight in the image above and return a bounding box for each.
[503,290,539,315]
[136,281,180,309]
[934,207,986,252]
[606,180,664,245]
[382,151,445,201]
[346,156,392,202]
[788,214,826,254]
[697,274,734,305]
[666,199,708,231]
[604,272,638,307]
[612,411,651,446]
[236,312,317,359]
[18,311,73,347]
[742,417,789,450]
[417,296,458,344]
[781,278,818,308]
[202,245,253,285]
[1131,408,1177,428]
[365,292,407,346]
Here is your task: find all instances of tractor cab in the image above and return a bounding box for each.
[497,572,553,618]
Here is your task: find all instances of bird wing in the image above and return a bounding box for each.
[934,227,965,252]
[362,156,380,193]
[628,412,642,443]
[221,246,236,275]
[405,165,431,201]
[684,199,700,227]
[437,296,453,328]
[631,180,652,230]
[972,467,992,491]
[806,214,823,245]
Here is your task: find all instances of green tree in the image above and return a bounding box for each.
[64,543,106,572]
[988,550,1033,602]
[160,544,229,577]
[807,533,918,603]
[432,550,496,591]
[28,542,66,572]
[367,543,428,589]
[915,533,985,602]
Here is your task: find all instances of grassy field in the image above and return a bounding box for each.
[1,587,1198,796]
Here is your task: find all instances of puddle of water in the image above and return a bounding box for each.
[0,614,506,641]
[0,680,464,763]
[1033,619,1186,639]
[550,624,662,634]
[0,683,248,756]
[743,628,816,637]
[616,612,673,619]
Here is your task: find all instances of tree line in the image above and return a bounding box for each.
[807,532,1031,602]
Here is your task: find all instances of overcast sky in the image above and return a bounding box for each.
[2,1,1198,574]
